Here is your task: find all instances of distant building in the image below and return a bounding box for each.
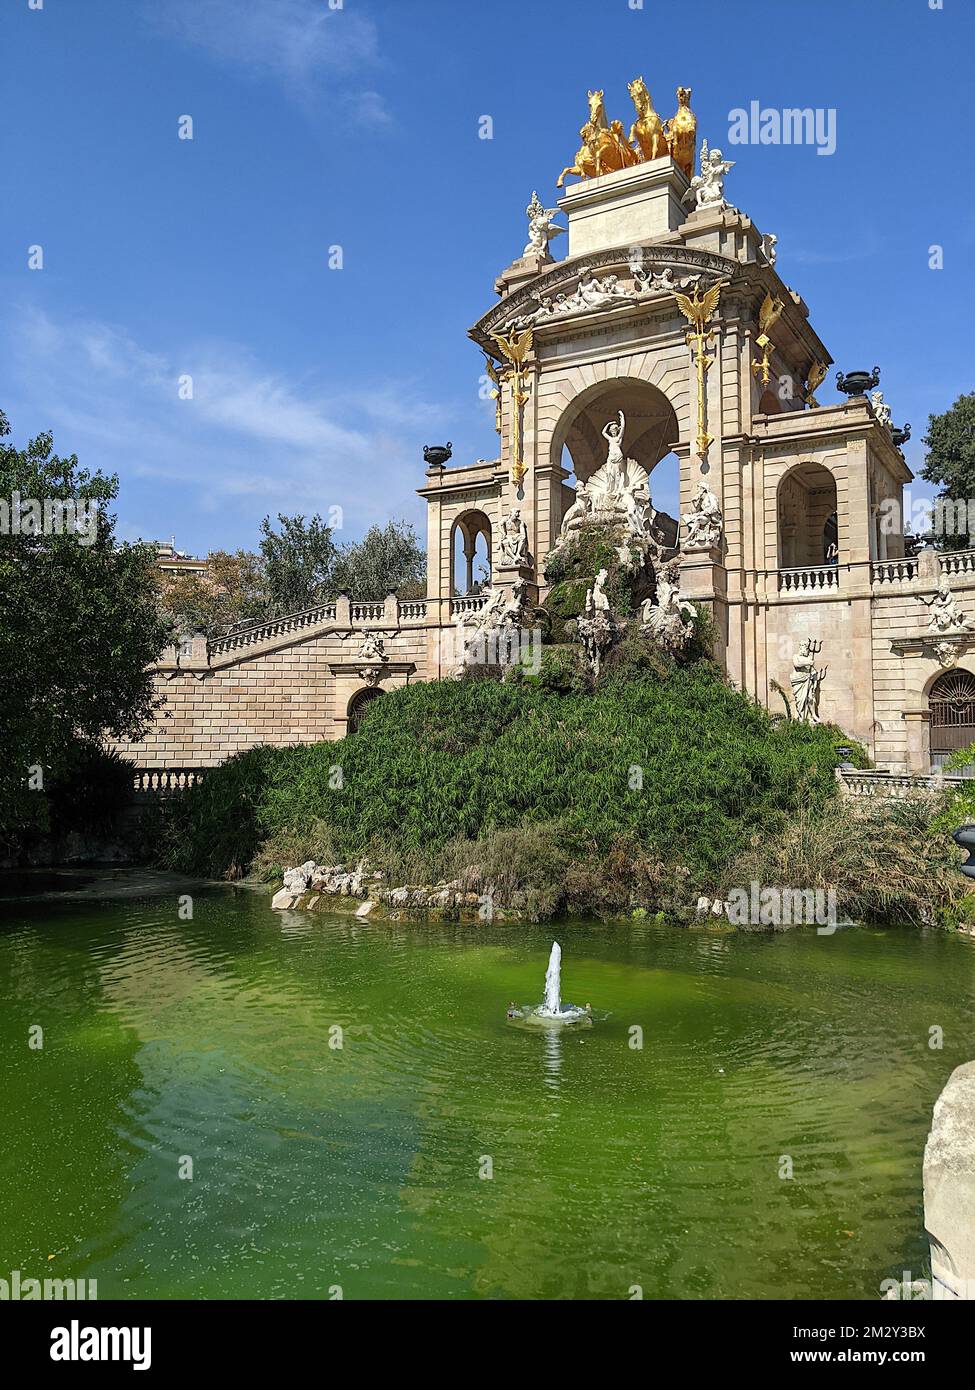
[154,539,209,579]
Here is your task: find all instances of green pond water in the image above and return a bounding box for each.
[1,875,974,1301]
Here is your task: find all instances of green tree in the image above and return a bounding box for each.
[921,392,975,551]
[258,513,339,616]
[159,549,266,638]
[0,411,170,847]
[332,519,427,600]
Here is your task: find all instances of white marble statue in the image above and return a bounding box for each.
[924,575,970,634]
[512,265,641,330]
[601,412,627,497]
[523,190,564,257]
[628,252,685,295]
[790,637,827,722]
[587,568,610,614]
[577,569,618,676]
[558,480,594,540]
[870,390,893,432]
[682,139,736,212]
[499,506,530,567]
[681,481,723,551]
[759,232,778,267]
[625,479,656,543]
[552,415,661,557]
[641,558,696,655]
[357,632,387,663]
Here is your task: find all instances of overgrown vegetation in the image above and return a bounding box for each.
[159,662,912,917]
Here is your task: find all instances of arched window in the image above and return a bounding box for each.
[451,510,492,595]
[929,670,975,773]
[347,686,384,734]
[777,463,839,568]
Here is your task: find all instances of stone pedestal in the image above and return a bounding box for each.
[494,562,537,606]
[557,156,689,257]
[495,249,553,297]
[679,546,724,601]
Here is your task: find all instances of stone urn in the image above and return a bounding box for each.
[423,442,453,469]
[836,367,880,399]
[892,423,912,448]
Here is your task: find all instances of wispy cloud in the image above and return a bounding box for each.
[149,0,391,124]
[4,306,439,550]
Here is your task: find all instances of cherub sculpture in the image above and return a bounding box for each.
[523,190,565,257]
[682,140,736,212]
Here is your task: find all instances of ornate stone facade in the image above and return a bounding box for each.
[117,92,975,777]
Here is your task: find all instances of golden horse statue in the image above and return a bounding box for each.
[627,77,668,161]
[663,85,697,180]
[557,89,639,187]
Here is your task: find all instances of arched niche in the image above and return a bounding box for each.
[347,686,384,734]
[777,462,839,568]
[550,377,681,537]
[928,668,975,773]
[450,509,492,596]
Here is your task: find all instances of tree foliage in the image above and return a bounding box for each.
[0,411,169,846]
[158,549,265,638]
[331,520,426,600]
[259,512,339,616]
[920,392,975,551]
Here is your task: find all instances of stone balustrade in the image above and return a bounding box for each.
[777,565,839,595]
[839,769,966,798]
[939,549,975,578]
[449,595,488,617]
[199,596,431,662]
[209,603,338,656]
[398,600,428,620]
[350,601,386,622]
[871,558,919,585]
[133,767,205,797]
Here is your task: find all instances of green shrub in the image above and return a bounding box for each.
[46,742,135,840]
[163,666,841,882]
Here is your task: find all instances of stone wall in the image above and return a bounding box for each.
[114,607,433,769]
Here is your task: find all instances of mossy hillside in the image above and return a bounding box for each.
[163,664,842,883]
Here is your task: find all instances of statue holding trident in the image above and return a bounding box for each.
[790,638,827,723]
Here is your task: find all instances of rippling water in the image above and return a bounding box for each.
[1,877,973,1300]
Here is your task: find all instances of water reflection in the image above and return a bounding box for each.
[542,1026,562,1092]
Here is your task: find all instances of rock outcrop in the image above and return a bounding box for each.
[270,862,486,920]
[923,1060,975,1299]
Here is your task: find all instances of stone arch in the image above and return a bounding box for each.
[776,461,839,568]
[450,509,492,595]
[347,685,384,734]
[548,374,683,479]
[546,375,682,539]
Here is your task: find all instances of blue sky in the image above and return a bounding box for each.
[3,0,973,554]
